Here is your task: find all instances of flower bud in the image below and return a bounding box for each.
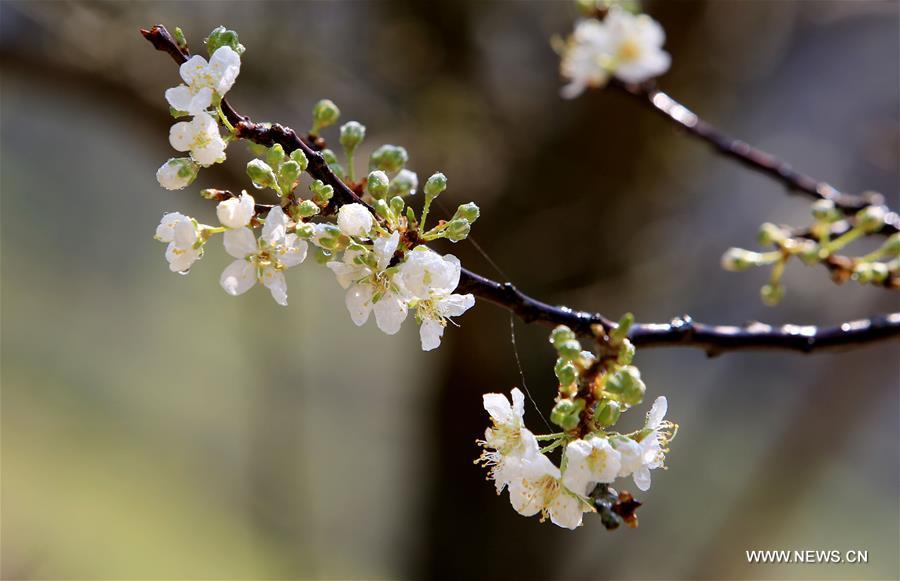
[388,169,418,197]
[452,202,480,223]
[295,222,315,239]
[278,160,302,193]
[367,170,390,198]
[870,262,889,283]
[811,199,840,222]
[290,149,309,172]
[374,199,391,221]
[297,200,320,218]
[339,121,366,153]
[311,223,343,250]
[556,339,583,360]
[206,26,245,56]
[604,366,645,407]
[369,144,409,173]
[311,99,340,134]
[389,196,405,217]
[856,205,886,233]
[555,361,577,386]
[594,400,621,428]
[721,248,757,272]
[445,219,471,242]
[616,339,635,366]
[423,172,447,200]
[758,222,787,246]
[156,157,199,190]
[247,159,278,192]
[550,325,576,348]
[337,203,374,238]
[309,180,334,204]
[550,399,585,431]
[266,144,286,170]
[760,283,784,306]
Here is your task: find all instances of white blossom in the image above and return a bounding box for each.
[560,9,670,98]
[327,231,408,334]
[169,112,227,167]
[156,157,199,190]
[216,191,255,229]
[396,247,475,351]
[155,212,203,273]
[336,203,375,238]
[165,46,241,115]
[562,435,622,497]
[219,207,307,306]
[612,396,676,491]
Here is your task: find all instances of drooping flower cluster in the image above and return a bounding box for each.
[478,319,677,530]
[156,28,244,190]
[721,199,898,305]
[559,4,670,98]
[151,27,480,350]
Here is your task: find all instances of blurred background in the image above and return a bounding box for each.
[2,1,898,579]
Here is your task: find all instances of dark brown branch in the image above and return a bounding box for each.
[142,25,900,355]
[613,82,900,236]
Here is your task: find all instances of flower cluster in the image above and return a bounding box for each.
[721,199,898,305]
[478,319,677,530]
[151,27,480,350]
[559,3,670,98]
[156,28,244,190]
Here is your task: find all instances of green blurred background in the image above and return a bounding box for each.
[1,1,898,579]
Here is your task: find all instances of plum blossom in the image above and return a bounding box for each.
[612,396,676,491]
[327,231,408,334]
[169,112,227,167]
[336,203,374,238]
[560,8,670,98]
[397,247,475,351]
[165,46,241,115]
[155,212,204,273]
[562,435,622,497]
[219,207,307,305]
[216,191,255,229]
[156,157,199,190]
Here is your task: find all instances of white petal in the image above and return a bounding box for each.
[437,293,475,318]
[510,388,525,420]
[165,243,201,273]
[278,235,308,268]
[373,293,408,335]
[223,227,258,259]
[345,284,373,326]
[220,259,256,296]
[482,393,513,424]
[548,492,585,530]
[216,194,254,229]
[186,87,214,115]
[172,218,198,248]
[155,212,187,242]
[419,318,444,351]
[208,46,241,95]
[168,120,193,151]
[337,203,374,238]
[646,396,667,429]
[165,85,194,112]
[327,260,364,289]
[374,230,400,271]
[261,266,288,306]
[261,206,288,246]
[633,466,651,492]
[179,54,210,85]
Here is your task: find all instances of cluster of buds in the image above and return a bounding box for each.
[477,318,677,530]
[722,199,898,305]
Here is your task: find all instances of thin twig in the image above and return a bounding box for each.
[142,24,900,355]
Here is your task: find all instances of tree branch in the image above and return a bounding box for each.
[612,81,900,236]
[141,25,900,355]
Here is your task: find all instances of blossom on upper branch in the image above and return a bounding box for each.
[169,112,227,167]
[220,206,307,305]
[165,46,241,115]
[560,7,670,98]
[155,212,204,273]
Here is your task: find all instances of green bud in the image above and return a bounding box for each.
[604,366,645,407]
[550,325,576,348]
[550,399,585,431]
[290,149,309,171]
[314,224,344,251]
[206,26,246,56]
[556,339,583,361]
[594,400,622,428]
[311,99,340,135]
[295,223,315,239]
[721,248,759,272]
[452,202,480,223]
[309,180,334,204]
[374,198,391,221]
[369,144,409,173]
[758,222,786,246]
[247,159,278,192]
[388,169,418,197]
[760,283,784,306]
[856,205,886,233]
[610,312,633,345]
[339,121,366,153]
[389,196,405,217]
[445,219,471,243]
[173,27,188,50]
[297,200,320,218]
[423,172,447,200]
[278,160,302,194]
[811,199,840,222]
[555,362,577,386]
[265,144,286,170]
[367,170,390,198]
[617,339,635,366]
